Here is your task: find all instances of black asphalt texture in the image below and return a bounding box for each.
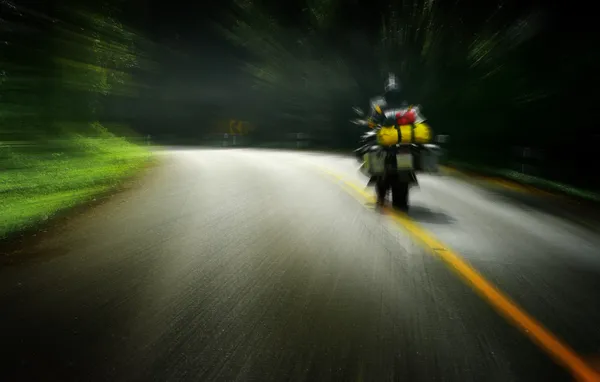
[2,148,599,382]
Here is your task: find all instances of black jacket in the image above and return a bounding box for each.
[368,91,409,126]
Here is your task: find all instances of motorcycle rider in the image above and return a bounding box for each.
[362,74,430,209]
[367,74,421,129]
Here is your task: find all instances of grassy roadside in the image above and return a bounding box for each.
[0,133,152,239]
[445,160,600,204]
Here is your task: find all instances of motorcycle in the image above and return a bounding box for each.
[351,105,441,210]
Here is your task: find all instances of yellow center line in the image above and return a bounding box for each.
[311,163,600,382]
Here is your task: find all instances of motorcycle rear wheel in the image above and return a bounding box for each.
[391,180,409,211]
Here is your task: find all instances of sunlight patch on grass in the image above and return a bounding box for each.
[0,133,150,238]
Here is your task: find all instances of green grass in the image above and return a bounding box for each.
[0,131,151,239]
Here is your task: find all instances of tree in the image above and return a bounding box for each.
[219,0,361,144]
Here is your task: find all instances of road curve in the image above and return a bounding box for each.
[2,148,600,382]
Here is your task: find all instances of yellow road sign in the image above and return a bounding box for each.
[228,120,253,135]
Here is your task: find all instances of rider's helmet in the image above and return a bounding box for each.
[384,73,403,105]
[384,73,401,94]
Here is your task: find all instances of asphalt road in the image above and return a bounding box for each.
[2,148,600,382]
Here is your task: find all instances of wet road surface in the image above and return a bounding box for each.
[2,148,600,382]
